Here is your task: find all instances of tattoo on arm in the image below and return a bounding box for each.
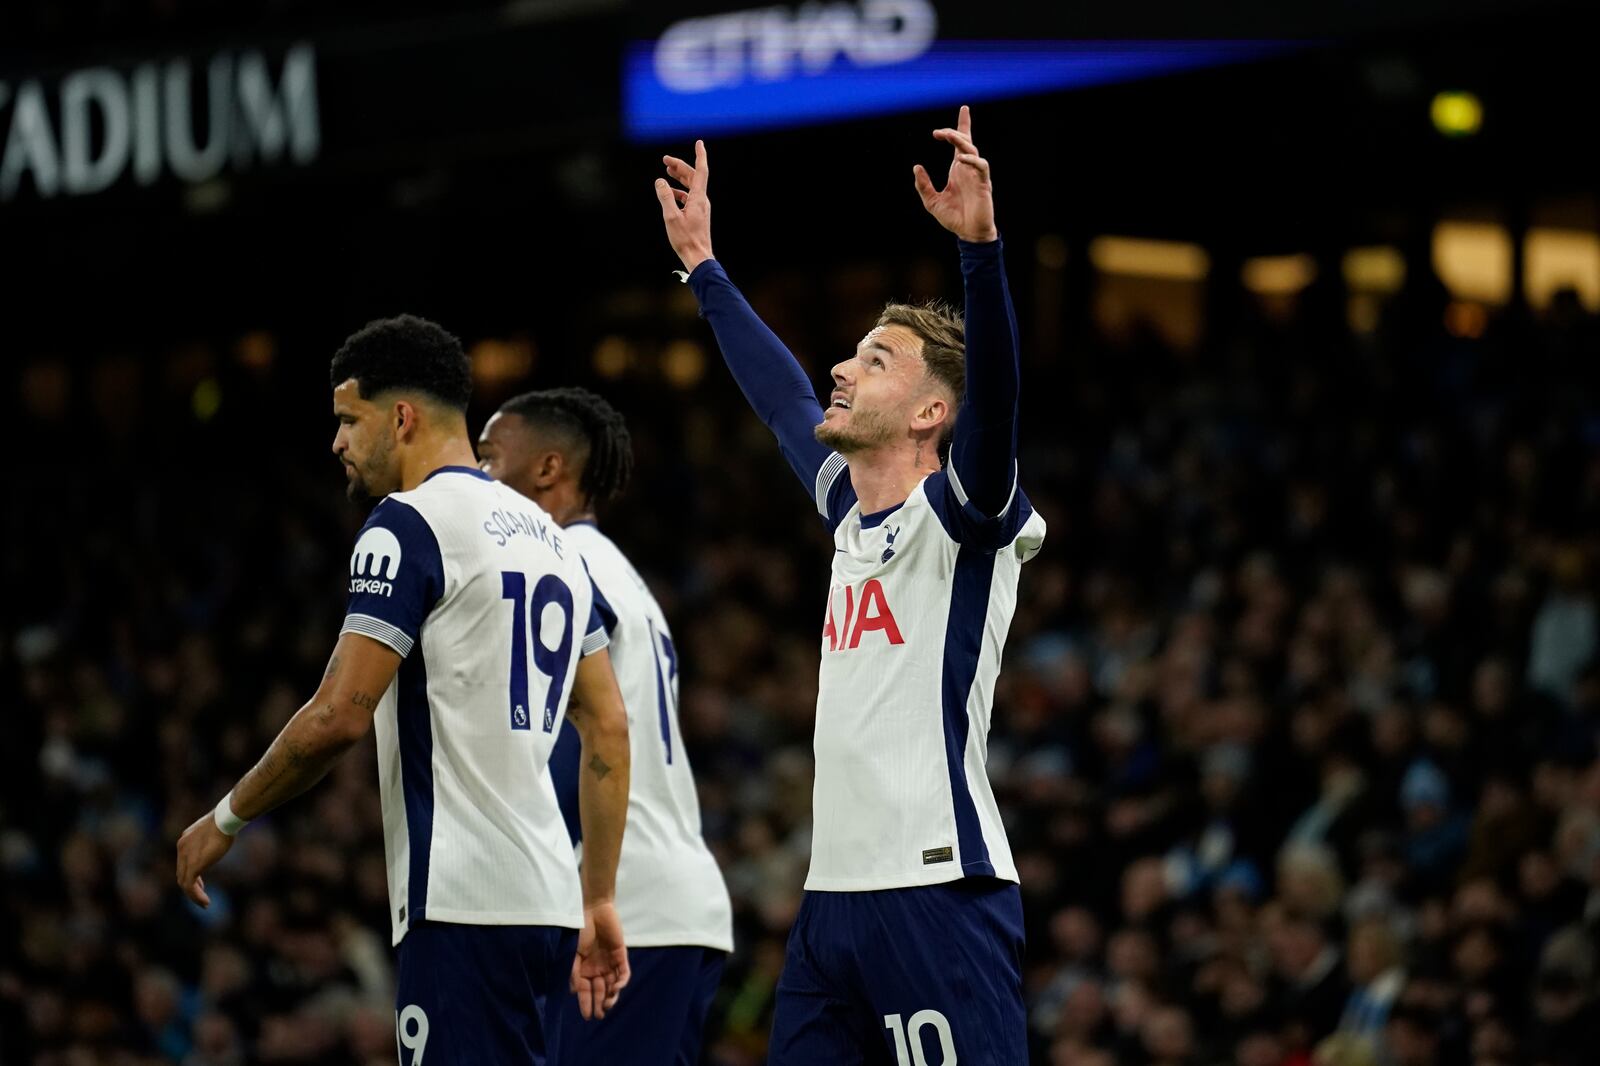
[322,654,342,682]
[588,754,611,780]
[350,691,380,712]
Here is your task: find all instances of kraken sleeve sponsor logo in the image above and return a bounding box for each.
[350,526,402,596]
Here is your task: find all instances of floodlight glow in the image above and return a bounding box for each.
[1430,91,1483,138]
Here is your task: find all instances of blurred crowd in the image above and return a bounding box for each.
[3,251,1600,1066]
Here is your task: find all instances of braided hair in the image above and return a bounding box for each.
[497,387,634,507]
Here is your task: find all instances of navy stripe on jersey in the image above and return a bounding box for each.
[922,469,1035,552]
[396,649,436,923]
[550,720,583,846]
[942,545,997,877]
[584,565,619,638]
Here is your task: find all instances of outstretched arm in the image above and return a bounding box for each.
[915,106,1020,520]
[175,632,399,906]
[655,142,838,513]
[565,647,632,1020]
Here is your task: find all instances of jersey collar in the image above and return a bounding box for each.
[859,501,905,529]
[423,465,494,483]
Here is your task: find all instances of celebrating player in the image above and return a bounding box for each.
[653,106,1045,1063]
[175,316,633,1065]
[478,387,734,1066]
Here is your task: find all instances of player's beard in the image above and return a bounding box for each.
[345,432,396,501]
[814,404,898,455]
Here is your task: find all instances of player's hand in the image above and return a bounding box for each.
[571,901,630,1020]
[175,811,235,908]
[655,140,714,274]
[914,105,998,244]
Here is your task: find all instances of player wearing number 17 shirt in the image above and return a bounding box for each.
[654,106,1045,1064]
[175,316,634,1066]
[479,387,735,1066]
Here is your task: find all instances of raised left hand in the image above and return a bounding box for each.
[913,105,998,244]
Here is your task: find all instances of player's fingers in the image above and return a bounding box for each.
[912,164,939,207]
[693,139,709,193]
[653,179,679,220]
[957,103,971,136]
[933,128,979,156]
[575,970,595,1019]
[184,875,210,908]
[673,188,689,204]
[663,156,695,186]
[956,153,991,179]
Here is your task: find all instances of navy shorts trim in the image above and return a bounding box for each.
[395,921,577,1066]
[769,878,1026,1066]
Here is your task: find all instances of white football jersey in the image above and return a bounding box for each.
[805,457,1046,891]
[564,523,734,952]
[341,466,609,945]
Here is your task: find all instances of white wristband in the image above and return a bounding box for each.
[213,791,248,837]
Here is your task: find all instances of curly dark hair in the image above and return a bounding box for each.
[497,387,634,507]
[330,315,472,412]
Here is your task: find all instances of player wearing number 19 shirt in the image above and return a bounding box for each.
[175,316,634,1066]
[654,107,1044,1063]
[478,388,734,1066]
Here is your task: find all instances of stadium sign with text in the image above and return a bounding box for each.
[626,2,1292,140]
[0,44,319,202]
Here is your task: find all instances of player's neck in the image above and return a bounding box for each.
[399,435,480,492]
[846,447,939,514]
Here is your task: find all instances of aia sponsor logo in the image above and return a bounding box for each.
[822,578,904,651]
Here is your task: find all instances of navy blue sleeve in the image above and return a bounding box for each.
[688,259,854,525]
[945,237,1021,520]
[342,498,445,657]
[583,566,618,648]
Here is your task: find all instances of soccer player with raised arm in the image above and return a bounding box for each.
[652,106,1044,1064]
[478,387,734,1066]
[174,316,633,1065]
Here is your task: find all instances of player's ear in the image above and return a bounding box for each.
[913,395,948,432]
[393,399,417,440]
[533,450,564,489]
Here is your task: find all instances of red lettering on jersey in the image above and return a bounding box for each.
[841,584,855,649]
[822,584,857,651]
[822,586,841,651]
[848,579,904,648]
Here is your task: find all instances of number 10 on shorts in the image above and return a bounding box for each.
[884,1010,956,1066]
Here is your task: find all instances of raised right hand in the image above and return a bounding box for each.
[655,140,714,274]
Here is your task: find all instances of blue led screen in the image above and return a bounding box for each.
[624,39,1295,141]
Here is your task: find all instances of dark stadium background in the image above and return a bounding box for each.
[4,1,1599,1063]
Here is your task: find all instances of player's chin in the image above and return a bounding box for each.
[813,414,851,449]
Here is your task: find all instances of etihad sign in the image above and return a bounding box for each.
[653,0,938,94]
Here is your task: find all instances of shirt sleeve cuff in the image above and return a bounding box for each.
[957,235,1002,257]
[581,627,611,657]
[342,614,414,658]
